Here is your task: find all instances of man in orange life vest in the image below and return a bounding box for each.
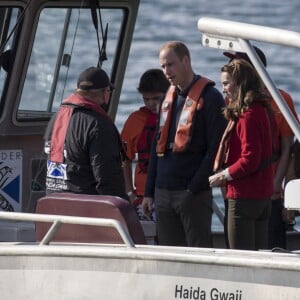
[223,47,298,249]
[44,67,127,199]
[121,69,170,219]
[142,41,227,247]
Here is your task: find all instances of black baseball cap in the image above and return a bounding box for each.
[223,46,267,67]
[77,67,113,90]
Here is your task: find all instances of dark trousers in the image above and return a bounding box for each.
[228,198,271,250]
[223,198,230,248]
[155,188,213,247]
[268,198,286,249]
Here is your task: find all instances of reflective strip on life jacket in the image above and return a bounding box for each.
[156,77,214,155]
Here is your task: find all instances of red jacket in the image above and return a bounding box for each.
[226,102,278,200]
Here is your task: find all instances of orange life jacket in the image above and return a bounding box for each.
[50,93,126,163]
[136,107,157,173]
[156,77,214,155]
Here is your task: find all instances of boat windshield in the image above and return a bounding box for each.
[0,7,19,115]
[16,6,124,121]
[0,6,127,122]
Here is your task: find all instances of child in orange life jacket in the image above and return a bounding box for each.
[121,69,170,219]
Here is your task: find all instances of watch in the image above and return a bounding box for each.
[127,191,134,197]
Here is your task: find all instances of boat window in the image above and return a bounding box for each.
[17,6,124,121]
[0,7,20,116]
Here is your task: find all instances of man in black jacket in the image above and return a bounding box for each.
[44,67,127,199]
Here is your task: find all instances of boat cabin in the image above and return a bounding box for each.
[0,0,139,214]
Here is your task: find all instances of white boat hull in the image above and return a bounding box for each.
[1,243,300,300]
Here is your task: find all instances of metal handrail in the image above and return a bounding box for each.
[198,17,300,48]
[0,211,135,247]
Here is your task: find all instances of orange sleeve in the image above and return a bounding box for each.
[120,109,147,160]
[272,90,299,138]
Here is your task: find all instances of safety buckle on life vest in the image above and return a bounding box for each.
[166,142,173,150]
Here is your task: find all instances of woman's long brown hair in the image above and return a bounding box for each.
[221,59,270,120]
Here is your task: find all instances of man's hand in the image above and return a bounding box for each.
[282,208,295,224]
[142,197,154,220]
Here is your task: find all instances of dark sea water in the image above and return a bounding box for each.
[115,0,300,231]
[116,0,300,128]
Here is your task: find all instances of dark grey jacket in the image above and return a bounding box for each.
[44,105,127,199]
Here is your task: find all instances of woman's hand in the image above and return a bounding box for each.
[209,171,227,188]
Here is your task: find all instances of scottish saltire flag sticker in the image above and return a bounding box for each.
[0,150,22,212]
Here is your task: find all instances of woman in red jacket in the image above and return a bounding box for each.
[209,59,279,250]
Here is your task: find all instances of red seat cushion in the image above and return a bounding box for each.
[35,193,146,244]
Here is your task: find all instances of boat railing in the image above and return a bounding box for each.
[197,17,300,142]
[0,211,135,247]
